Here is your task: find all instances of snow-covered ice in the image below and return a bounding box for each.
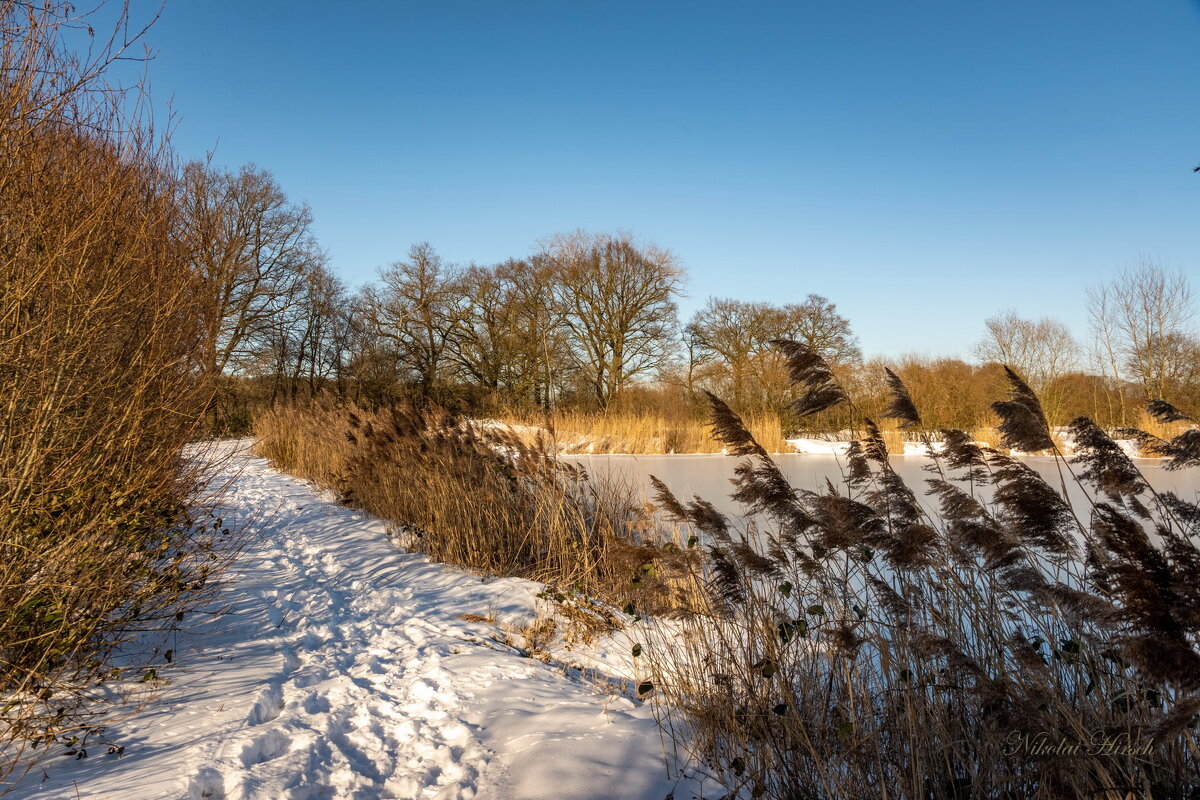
[8,441,714,800]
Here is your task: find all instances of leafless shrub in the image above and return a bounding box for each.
[0,2,230,788]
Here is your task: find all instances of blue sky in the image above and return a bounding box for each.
[139,1,1200,358]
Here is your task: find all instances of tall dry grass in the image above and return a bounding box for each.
[496,408,790,454]
[1126,407,1195,456]
[638,345,1200,800]
[254,403,705,618]
[0,4,226,789]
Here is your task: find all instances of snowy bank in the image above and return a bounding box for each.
[8,441,715,800]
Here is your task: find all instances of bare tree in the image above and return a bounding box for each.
[668,321,717,405]
[363,242,464,399]
[446,263,510,395]
[1088,261,1198,405]
[689,294,859,413]
[498,256,573,409]
[1087,283,1127,423]
[446,258,571,408]
[778,294,862,366]
[343,287,404,405]
[182,161,321,377]
[689,298,779,409]
[972,310,1080,424]
[544,231,684,408]
[262,262,351,398]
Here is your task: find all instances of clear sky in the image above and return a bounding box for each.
[137,0,1200,358]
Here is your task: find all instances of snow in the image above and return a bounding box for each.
[785,438,851,455]
[786,436,937,457]
[8,441,715,800]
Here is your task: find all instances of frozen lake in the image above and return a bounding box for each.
[568,452,1200,522]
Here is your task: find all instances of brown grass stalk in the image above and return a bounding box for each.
[254,403,707,620]
[638,344,1200,800]
[496,408,791,454]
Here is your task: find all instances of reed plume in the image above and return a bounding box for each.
[991,366,1056,452]
[642,341,1200,800]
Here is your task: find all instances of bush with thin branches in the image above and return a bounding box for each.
[0,3,227,788]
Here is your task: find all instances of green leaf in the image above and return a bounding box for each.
[806,604,825,616]
[753,658,776,679]
[687,534,698,549]
[779,581,792,597]
[637,680,654,696]
[623,602,636,615]
[631,644,642,658]
[778,618,808,643]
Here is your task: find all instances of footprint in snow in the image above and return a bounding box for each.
[246,684,284,726]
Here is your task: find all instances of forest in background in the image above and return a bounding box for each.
[193,161,1199,437]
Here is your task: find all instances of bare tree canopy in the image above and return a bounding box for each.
[445,258,568,407]
[262,262,352,398]
[687,294,860,413]
[972,311,1080,424]
[1087,260,1198,404]
[778,294,862,366]
[688,298,777,408]
[182,161,324,376]
[543,231,684,408]
[362,242,464,399]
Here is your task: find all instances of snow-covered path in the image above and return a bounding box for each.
[12,443,711,800]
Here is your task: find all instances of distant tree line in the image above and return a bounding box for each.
[189,165,1200,433]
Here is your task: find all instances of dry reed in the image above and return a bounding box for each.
[496,409,790,454]
[639,343,1200,800]
[254,403,706,618]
